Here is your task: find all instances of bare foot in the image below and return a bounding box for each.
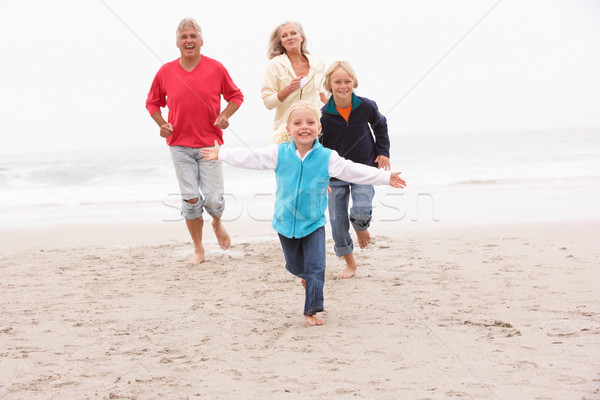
[186,251,205,265]
[341,253,357,278]
[305,314,324,326]
[355,229,371,249]
[301,279,306,288]
[212,219,231,250]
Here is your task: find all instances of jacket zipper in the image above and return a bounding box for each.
[298,71,314,100]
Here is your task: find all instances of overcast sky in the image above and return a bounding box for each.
[0,0,598,155]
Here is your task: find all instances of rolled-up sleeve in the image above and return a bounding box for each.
[221,68,244,107]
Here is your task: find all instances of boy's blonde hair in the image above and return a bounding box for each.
[285,101,322,126]
[323,61,359,92]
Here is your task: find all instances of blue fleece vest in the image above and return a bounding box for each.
[272,140,332,239]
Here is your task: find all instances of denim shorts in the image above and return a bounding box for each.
[169,145,225,219]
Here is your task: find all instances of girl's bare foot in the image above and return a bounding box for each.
[355,229,371,248]
[305,314,324,326]
[341,253,357,278]
[186,250,205,265]
[212,219,231,250]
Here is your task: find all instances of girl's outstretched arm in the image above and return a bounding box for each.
[202,141,278,170]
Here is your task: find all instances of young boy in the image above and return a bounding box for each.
[201,102,406,325]
[320,61,391,278]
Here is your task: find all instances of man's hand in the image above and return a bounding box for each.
[213,113,229,129]
[160,123,174,138]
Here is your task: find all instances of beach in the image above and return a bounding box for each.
[2,128,600,399]
[3,0,600,396]
[1,212,599,399]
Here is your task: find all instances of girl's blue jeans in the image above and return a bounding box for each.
[278,226,326,316]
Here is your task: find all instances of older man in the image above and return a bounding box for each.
[146,17,244,264]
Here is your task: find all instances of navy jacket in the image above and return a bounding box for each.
[320,94,390,177]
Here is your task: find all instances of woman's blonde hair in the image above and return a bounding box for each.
[176,17,203,43]
[323,61,359,92]
[267,21,309,59]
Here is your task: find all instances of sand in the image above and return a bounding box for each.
[1,218,599,399]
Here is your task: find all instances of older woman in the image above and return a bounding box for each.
[261,21,328,144]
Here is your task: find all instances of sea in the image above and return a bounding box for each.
[1,128,599,229]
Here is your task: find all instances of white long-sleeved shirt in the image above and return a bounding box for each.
[219,144,391,186]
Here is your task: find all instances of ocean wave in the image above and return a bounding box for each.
[2,130,599,209]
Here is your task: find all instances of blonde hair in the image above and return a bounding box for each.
[323,61,359,92]
[176,17,203,43]
[285,101,322,126]
[267,21,309,59]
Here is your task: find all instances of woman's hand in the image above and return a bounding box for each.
[277,77,303,102]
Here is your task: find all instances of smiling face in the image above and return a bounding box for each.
[330,67,355,105]
[177,27,202,58]
[279,23,303,53]
[286,107,321,149]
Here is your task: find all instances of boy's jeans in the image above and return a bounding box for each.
[327,180,375,257]
[278,226,326,316]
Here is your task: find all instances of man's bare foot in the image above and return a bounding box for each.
[186,251,205,265]
[305,314,324,326]
[341,253,357,278]
[212,219,231,250]
[355,229,371,249]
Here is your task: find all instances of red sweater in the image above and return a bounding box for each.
[146,56,244,148]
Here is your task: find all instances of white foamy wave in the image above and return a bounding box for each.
[1,128,599,212]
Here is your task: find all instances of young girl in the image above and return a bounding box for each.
[201,102,405,326]
[319,61,391,279]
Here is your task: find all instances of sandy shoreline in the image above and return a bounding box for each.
[1,219,599,399]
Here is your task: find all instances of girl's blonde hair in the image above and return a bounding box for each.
[285,101,322,126]
[323,61,359,92]
[267,21,309,59]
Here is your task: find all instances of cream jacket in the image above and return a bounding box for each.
[261,53,326,143]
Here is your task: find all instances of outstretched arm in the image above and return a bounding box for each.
[202,141,278,170]
[329,150,406,188]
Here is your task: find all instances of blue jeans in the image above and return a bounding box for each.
[169,146,225,219]
[327,179,375,257]
[278,226,326,316]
